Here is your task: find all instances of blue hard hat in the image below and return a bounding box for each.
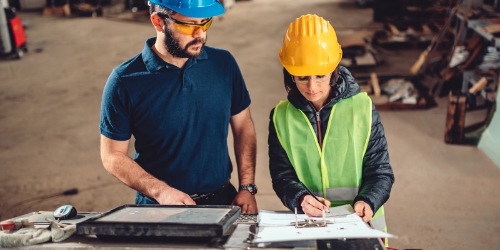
[149,0,225,18]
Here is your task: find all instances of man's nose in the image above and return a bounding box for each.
[192,27,205,37]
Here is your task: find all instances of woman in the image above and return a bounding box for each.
[268,14,395,236]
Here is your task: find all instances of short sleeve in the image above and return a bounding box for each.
[228,53,251,115]
[99,70,132,141]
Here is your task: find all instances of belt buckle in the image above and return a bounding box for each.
[190,180,229,200]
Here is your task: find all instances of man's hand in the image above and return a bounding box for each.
[156,186,196,205]
[354,200,373,222]
[232,191,258,214]
[300,195,330,217]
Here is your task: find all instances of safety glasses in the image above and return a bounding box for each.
[160,14,213,35]
[292,74,331,85]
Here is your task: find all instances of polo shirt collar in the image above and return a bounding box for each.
[142,37,208,72]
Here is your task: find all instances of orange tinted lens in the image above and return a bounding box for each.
[175,24,196,35]
[175,19,213,35]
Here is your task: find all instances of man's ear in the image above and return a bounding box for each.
[151,13,164,32]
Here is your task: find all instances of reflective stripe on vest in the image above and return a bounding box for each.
[273,92,387,233]
[324,187,358,201]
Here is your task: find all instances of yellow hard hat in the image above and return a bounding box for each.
[279,14,342,76]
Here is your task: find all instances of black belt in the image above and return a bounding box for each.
[190,179,231,201]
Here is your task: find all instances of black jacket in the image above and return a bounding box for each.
[268,66,394,213]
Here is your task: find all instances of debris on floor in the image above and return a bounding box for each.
[339,30,381,68]
[357,72,436,110]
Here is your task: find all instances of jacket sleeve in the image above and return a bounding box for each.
[353,104,395,213]
[268,108,309,213]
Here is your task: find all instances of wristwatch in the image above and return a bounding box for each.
[239,184,258,195]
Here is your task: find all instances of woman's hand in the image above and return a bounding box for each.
[354,200,373,222]
[300,195,330,217]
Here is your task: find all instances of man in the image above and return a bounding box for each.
[100,0,258,214]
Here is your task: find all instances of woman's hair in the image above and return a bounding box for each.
[282,68,295,93]
[282,67,339,93]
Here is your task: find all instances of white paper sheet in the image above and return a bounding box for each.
[257,204,354,227]
[253,205,396,243]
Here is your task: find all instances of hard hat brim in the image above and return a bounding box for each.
[282,63,336,77]
[169,4,225,18]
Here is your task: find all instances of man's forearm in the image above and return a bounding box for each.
[230,108,257,186]
[233,128,257,185]
[102,152,169,200]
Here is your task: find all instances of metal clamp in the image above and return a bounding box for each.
[291,207,333,228]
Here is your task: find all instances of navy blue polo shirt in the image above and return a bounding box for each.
[100,38,251,194]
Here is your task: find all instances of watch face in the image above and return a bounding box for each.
[248,185,256,194]
[240,184,257,195]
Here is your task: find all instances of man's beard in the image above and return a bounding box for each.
[163,26,206,58]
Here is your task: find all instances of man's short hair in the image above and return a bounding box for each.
[149,3,176,16]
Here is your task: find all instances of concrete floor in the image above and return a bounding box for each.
[1,0,499,249]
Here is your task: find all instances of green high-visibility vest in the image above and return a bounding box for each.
[273,92,387,234]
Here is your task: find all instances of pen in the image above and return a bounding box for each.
[301,182,329,212]
[301,182,320,202]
